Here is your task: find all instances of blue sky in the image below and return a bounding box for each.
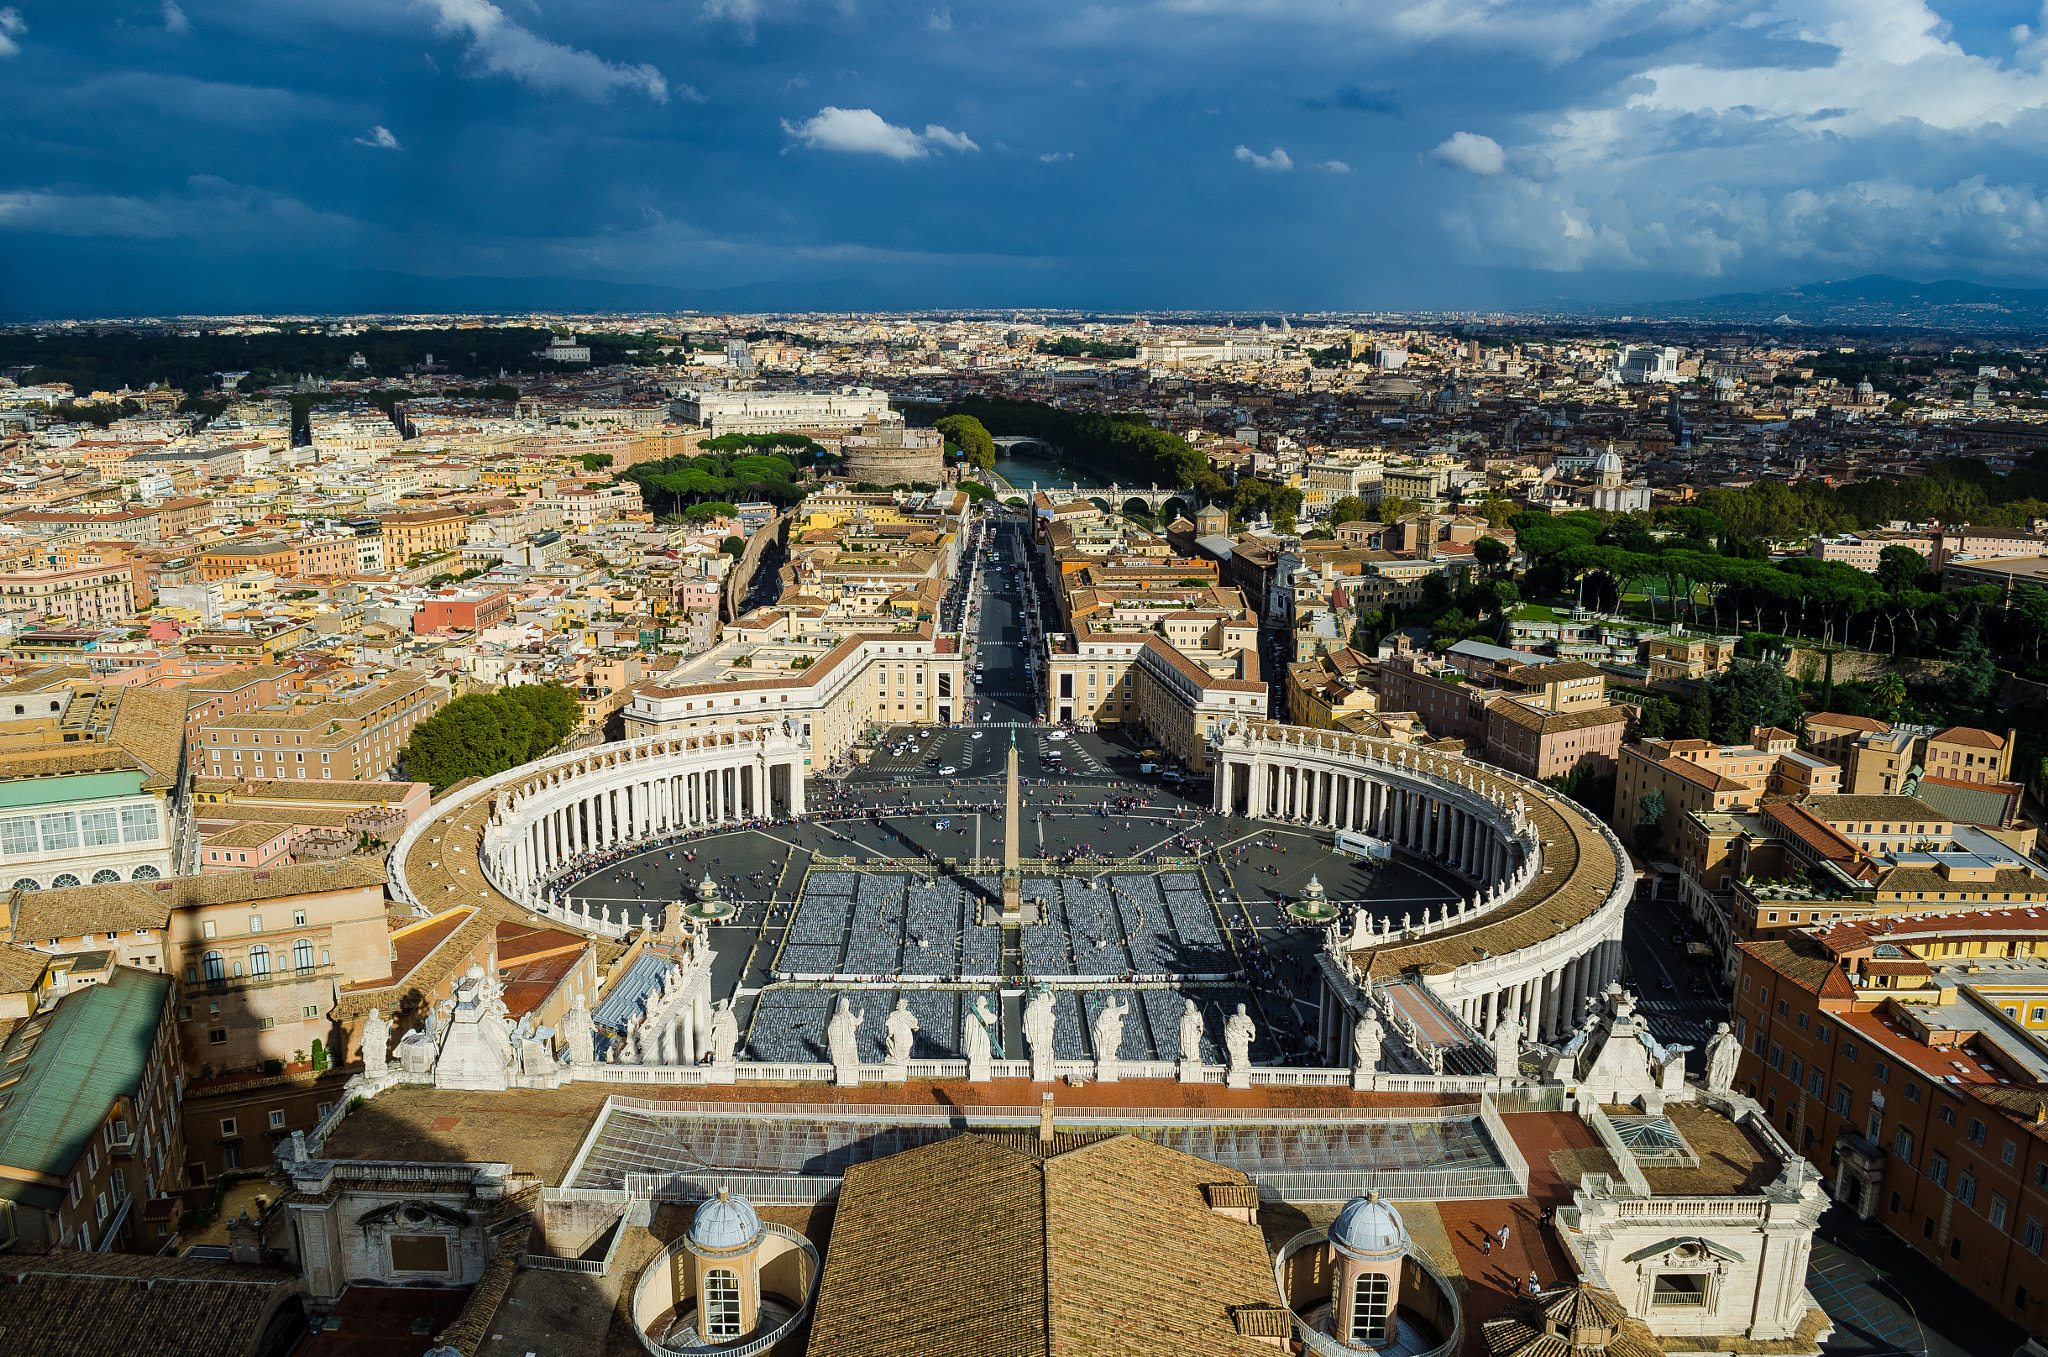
[6,0,2048,313]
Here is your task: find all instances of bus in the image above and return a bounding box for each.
[1333,830,1393,862]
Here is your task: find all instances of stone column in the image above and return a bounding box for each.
[788,761,806,817]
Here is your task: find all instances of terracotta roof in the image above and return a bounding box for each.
[15,858,384,947]
[1735,937,1857,1000]
[1489,701,1629,736]
[0,1249,302,1357]
[806,1132,1285,1357]
[1802,794,1945,824]
[1807,712,1891,734]
[1931,726,2006,749]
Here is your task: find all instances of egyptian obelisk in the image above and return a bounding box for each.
[1002,733,1023,917]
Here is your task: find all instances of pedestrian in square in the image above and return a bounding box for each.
[1497,1224,1510,1249]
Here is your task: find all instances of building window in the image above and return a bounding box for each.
[1994,1197,2010,1229]
[1894,1128,1914,1161]
[1939,1105,1956,1127]
[1652,1275,1709,1308]
[250,946,269,977]
[1930,1153,1949,1187]
[1349,1272,1391,1344]
[705,1268,742,1340]
[1970,1119,1988,1146]
[294,939,314,971]
[1959,1173,1978,1207]
[2024,1220,2044,1255]
[202,951,224,981]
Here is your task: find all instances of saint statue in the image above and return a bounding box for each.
[1493,1011,1521,1079]
[561,995,595,1066]
[1223,1004,1256,1086]
[826,998,864,1079]
[1023,987,1058,1080]
[362,1007,389,1079]
[1705,1021,1741,1094]
[709,998,740,1068]
[1092,996,1129,1080]
[1352,1012,1382,1077]
[884,997,920,1065]
[965,994,994,1068]
[1178,998,1205,1063]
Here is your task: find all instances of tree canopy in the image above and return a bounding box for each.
[401,684,581,793]
[935,414,997,470]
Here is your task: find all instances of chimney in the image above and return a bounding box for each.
[1038,1092,1055,1142]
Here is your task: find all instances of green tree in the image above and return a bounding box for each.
[1681,686,1712,741]
[1873,672,1907,717]
[1377,495,1411,524]
[1476,498,1517,530]
[1327,495,1369,526]
[1634,789,1667,854]
[935,414,997,470]
[1948,623,1996,710]
[503,684,582,758]
[1875,544,1928,593]
[721,536,746,557]
[578,452,615,472]
[1473,536,1511,576]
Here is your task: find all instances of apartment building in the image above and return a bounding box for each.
[0,559,143,625]
[0,674,189,889]
[1617,729,1842,857]
[0,968,185,1251]
[194,673,445,782]
[379,507,469,566]
[626,623,966,774]
[1805,715,2016,796]
[413,586,514,635]
[1733,916,2048,1340]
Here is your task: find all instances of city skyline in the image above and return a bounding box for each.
[7,0,2048,314]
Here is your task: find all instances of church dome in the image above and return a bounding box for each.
[688,1186,763,1254]
[1330,1190,1409,1259]
[1592,449,1623,474]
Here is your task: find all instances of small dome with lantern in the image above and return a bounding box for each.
[687,1185,764,1255]
[1330,1190,1409,1261]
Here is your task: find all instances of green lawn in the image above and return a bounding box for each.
[1513,604,1567,622]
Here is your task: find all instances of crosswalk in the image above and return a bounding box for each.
[1630,998,1728,1050]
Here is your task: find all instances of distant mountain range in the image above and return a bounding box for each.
[1608,274,2048,329]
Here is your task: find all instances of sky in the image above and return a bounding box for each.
[6,0,2048,314]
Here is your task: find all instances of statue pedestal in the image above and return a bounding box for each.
[1002,872,1021,917]
[882,1061,909,1085]
[967,1053,991,1083]
[833,1065,860,1088]
[1351,1069,1377,1092]
[1178,1059,1206,1084]
[1030,1055,1054,1083]
[1095,1057,1119,1084]
[705,1061,738,1086]
[1225,1064,1252,1091]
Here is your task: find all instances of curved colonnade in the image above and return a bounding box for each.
[1208,721,1634,1056]
[389,720,808,938]
[389,715,1632,1074]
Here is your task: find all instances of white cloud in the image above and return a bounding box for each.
[1235,145,1293,171]
[922,124,979,153]
[1039,151,1073,163]
[1434,131,1505,174]
[355,125,403,150]
[161,1,189,34]
[1318,159,1351,173]
[927,7,953,31]
[782,108,978,158]
[422,0,671,103]
[0,7,25,58]
[702,0,766,42]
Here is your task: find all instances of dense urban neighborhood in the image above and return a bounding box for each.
[4,310,2048,1357]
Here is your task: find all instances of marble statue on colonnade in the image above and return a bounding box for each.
[1493,1011,1521,1079]
[884,998,920,1075]
[827,998,864,1087]
[707,998,739,1083]
[1024,986,1057,1083]
[1092,996,1129,1083]
[1351,1012,1382,1092]
[1224,1004,1256,1089]
[965,994,995,1081]
[1177,998,1205,1083]
[561,995,595,1066]
[1705,1021,1741,1094]
[362,1008,389,1080]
